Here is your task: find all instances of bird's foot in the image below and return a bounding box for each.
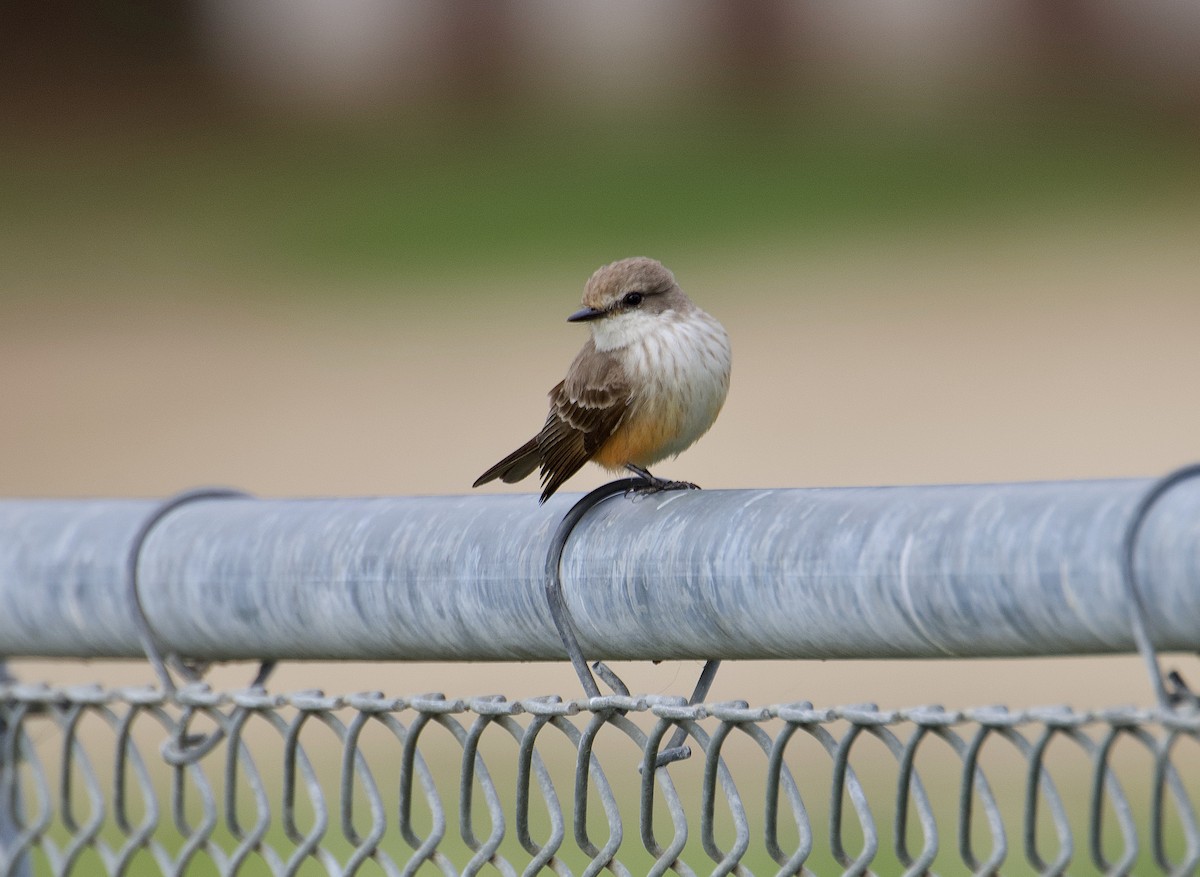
[639,478,701,493]
[623,465,700,496]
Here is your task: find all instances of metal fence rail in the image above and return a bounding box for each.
[2,478,1200,662]
[1,682,1199,876]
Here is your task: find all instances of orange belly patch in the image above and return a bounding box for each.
[591,408,681,471]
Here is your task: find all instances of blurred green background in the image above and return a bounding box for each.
[4,0,1200,293]
[4,0,1200,709]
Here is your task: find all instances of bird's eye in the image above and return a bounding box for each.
[622,292,644,307]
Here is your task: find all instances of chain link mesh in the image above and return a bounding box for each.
[1,681,1199,876]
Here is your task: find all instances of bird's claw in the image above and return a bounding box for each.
[626,477,700,498]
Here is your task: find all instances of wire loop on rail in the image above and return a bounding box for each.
[1121,462,1200,711]
[544,478,644,699]
[127,488,276,764]
[545,478,723,769]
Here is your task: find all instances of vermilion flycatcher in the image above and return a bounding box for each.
[474,257,732,503]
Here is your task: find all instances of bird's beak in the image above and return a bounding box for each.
[567,306,605,323]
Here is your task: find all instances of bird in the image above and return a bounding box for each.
[473,257,731,503]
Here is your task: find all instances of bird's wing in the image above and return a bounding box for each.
[536,344,630,502]
[472,436,540,487]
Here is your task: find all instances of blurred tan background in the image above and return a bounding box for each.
[3,0,1200,710]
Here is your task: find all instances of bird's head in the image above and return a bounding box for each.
[568,257,692,351]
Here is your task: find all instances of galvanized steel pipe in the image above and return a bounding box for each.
[0,480,1197,662]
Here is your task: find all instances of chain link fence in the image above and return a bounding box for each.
[2,680,1199,876]
[5,475,1200,874]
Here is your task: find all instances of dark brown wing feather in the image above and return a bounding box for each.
[536,376,628,502]
[472,437,540,488]
[473,340,629,503]
[535,342,630,502]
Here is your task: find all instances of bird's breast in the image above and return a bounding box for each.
[594,312,731,469]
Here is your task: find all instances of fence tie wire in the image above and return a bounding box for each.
[545,479,723,763]
[1122,462,1200,711]
[126,488,278,767]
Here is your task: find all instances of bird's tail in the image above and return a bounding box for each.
[472,437,540,488]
